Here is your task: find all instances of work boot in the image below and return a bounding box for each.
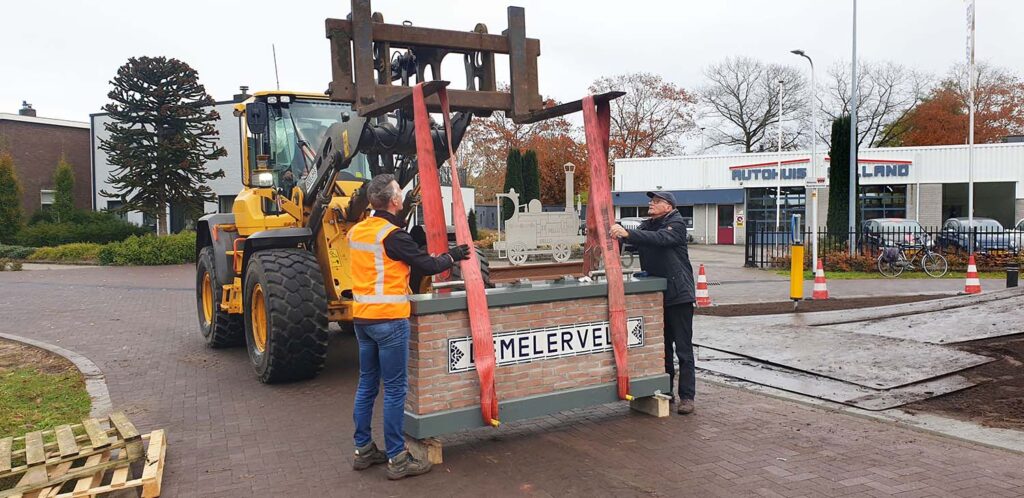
[387,450,433,480]
[352,442,387,470]
[677,399,695,415]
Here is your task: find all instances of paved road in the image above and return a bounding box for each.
[2,265,1024,497]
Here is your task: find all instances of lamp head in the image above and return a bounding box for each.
[791,49,806,56]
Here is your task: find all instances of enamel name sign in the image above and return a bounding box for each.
[447,317,645,373]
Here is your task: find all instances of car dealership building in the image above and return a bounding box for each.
[612,142,1024,245]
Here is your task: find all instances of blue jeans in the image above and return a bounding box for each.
[352,319,410,459]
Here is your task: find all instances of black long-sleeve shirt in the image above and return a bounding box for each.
[376,211,454,276]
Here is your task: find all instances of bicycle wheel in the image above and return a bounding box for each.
[877,254,904,277]
[922,252,948,278]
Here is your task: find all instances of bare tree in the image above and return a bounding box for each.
[819,60,931,148]
[699,56,807,153]
[589,72,697,159]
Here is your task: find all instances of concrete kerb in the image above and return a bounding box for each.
[0,332,112,418]
[698,371,1024,456]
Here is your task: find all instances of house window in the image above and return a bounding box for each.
[106,201,127,220]
[40,190,55,208]
[619,206,650,218]
[218,195,236,214]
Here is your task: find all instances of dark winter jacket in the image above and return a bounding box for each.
[625,209,695,306]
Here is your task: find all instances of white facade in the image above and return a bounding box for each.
[91,102,474,229]
[614,143,1024,244]
[616,143,1024,193]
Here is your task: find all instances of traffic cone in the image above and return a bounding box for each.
[812,259,830,300]
[964,253,982,294]
[695,264,712,307]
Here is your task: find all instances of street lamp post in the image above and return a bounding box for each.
[849,0,859,256]
[776,79,784,231]
[792,49,818,272]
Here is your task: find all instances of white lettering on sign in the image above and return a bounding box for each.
[447,317,645,374]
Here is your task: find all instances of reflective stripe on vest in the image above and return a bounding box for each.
[348,217,411,319]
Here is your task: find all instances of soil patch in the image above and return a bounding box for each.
[905,334,1024,429]
[0,338,77,375]
[695,295,947,317]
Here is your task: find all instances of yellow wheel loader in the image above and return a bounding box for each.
[194,0,619,383]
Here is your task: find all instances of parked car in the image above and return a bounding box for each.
[936,217,1018,255]
[617,217,695,251]
[859,218,931,254]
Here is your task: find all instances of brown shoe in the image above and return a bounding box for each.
[352,442,387,470]
[677,399,695,415]
[387,450,432,480]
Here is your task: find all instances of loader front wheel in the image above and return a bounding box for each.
[196,246,243,347]
[243,248,329,383]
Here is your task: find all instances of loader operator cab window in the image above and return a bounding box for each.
[260,99,372,191]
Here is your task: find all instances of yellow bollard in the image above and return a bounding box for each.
[790,244,805,301]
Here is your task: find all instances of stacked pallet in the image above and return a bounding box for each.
[0,412,166,498]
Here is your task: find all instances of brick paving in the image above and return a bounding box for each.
[2,265,1024,497]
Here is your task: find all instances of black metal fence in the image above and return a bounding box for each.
[744,224,1024,268]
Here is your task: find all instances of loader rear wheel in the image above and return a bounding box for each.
[450,246,495,288]
[196,246,243,347]
[243,248,329,383]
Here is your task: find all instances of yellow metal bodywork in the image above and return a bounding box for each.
[217,93,367,327]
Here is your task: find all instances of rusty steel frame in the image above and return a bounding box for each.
[325,0,614,123]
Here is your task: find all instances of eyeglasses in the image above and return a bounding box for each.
[648,198,669,206]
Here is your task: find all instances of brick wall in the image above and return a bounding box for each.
[408,291,665,415]
[0,120,91,215]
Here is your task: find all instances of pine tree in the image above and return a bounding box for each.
[99,56,226,235]
[468,208,479,240]
[52,156,75,223]
[0,152,24,243]
[501,149,524,221]
[522,149,541,204]
[826,115,859,242]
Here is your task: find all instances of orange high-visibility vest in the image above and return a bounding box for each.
[348,216,412,319]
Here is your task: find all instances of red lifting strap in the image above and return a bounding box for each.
[412,83,501,427]
[582,95,631,401]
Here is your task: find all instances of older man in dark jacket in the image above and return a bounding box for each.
[611,191,696,414]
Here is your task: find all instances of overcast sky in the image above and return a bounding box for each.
[3,0,1022,127]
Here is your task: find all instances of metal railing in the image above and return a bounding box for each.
[745,224,1024,268]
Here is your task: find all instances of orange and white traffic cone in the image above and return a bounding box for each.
[695,264,712,307]
[812,259,830,300]
[964,253,982,294]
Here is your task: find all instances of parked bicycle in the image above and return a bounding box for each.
[877,240,949,278]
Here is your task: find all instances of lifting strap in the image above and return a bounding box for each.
[412,83,501,426]
[582,95,631,401]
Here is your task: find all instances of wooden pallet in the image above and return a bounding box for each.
[0,412,166,498]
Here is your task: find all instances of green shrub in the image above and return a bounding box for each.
[0,244,36,259]
[16,211,148,246]
[29,243,104,262]
[98,232,196,266]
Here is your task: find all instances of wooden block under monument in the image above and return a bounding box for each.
[406,437,443,465]
[629,393,671,418]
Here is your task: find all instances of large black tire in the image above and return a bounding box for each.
[450,246,494,288]
[196,246,243,348]
[243,248,329,383]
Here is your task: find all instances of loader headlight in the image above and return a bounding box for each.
[267,96,278,104]
[255,172,275,188]
[280,95,291,103]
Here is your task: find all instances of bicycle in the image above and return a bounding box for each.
[876,241,948,278]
